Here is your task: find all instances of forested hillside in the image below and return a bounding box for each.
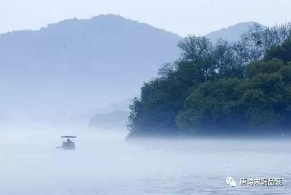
[128,23,291,137]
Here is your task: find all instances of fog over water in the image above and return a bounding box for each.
[0,124,290,195]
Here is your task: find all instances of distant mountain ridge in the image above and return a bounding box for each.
[0,14,263,125]
[206,22,264,42]
[0,14,181,123]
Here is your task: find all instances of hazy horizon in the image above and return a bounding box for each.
[1,0,291,36]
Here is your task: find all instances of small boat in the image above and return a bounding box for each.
[56,136,76,150]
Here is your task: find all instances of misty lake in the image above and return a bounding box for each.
[0,126,290,195]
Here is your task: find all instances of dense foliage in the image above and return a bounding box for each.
[128,23,291,137]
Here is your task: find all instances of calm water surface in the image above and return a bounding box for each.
[0,128,290,195]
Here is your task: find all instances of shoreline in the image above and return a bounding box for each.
[125,131,291,142]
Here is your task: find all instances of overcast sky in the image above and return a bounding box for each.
[1,0,291,36]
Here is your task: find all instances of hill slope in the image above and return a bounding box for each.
[88,110,129,130]
[0,14,181,123]
[206,22,263,42]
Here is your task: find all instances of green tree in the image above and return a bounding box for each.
[265,38,291,63]
[176,79,244,133]
[127,22,291,138]
[279,65,291,84]
[213,39,246,79]
[178,36,216,81]
[247,59,284,78]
